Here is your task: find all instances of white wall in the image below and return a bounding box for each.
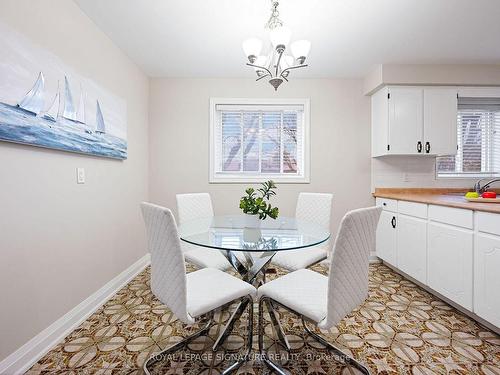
[149,78,372,237]
[0,0,149,361]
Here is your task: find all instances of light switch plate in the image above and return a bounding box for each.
[77,168,85,184]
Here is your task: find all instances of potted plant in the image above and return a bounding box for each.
[239,180,279,228]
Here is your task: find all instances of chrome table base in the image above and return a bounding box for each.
[145,251,368,374]
[258,296,371,375]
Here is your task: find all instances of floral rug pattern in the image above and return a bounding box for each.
[27,263,500,374]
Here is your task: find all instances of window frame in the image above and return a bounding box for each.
[209,97,310,184]
[436,88,500,179]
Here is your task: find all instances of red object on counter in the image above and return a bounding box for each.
[482,191,497,199]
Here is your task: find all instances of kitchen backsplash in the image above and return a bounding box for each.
[371,156,478,191]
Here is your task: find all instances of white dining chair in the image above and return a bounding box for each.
[258,206,382,375]
[176,193,233,271]
[271,192,333,271]
[141,202,256,375]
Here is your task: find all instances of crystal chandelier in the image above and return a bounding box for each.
[242,0,311,91]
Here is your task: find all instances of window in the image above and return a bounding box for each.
[437,97,500,178]
[210,98,310,183]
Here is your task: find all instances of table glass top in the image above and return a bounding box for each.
[178,215,330,252]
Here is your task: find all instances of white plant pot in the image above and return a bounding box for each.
[243,228,262,243]
[244,214,261,228]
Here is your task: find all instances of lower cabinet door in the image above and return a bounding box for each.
[376,211,397,265]
[475,234,500,327]
[397,214,427,284]
[427,223,473,310]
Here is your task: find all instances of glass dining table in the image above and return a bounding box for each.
[178,214,330,354]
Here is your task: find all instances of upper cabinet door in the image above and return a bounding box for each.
[423,89,458,155]
[388,88,424,154]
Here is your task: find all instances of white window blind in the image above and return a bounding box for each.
[210,99,309,183]
[437,97,500,177]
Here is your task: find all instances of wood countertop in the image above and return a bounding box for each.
[373,188,500,214]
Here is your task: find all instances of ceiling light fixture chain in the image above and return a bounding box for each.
[242,0,311,91]
[266,1,283,30]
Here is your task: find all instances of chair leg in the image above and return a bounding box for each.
[258,297,288,375]
[213,298,250,350]
[302,317,371,375]
[220,295,254,374]
[143,314,213,375]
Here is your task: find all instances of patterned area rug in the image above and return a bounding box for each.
[27,263,500,374]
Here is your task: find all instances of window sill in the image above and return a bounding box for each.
[437,173,500,179]
[210,173,310,184]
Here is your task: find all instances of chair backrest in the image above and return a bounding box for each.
[141,202,194,325]
[320,206,382,329]
[176,193,214,224]
[295,192,333,229]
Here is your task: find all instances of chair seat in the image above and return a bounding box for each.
[182,242,232,270]
[258,269,328,324]
[271,245,328,271]
[187,268,256,318]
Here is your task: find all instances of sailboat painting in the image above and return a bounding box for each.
[0,22,127,159]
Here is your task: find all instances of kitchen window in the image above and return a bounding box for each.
[209,98,310,183]
[437,97,500,178]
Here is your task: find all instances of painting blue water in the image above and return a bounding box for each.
[0,102,127,159]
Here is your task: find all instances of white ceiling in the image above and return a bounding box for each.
[74,0,500,78]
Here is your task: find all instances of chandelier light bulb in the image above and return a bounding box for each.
[254,55,268,70]
[242,38,263,62]
[290,40,311,63]
[269,26,292,50]
[280,55,294,69]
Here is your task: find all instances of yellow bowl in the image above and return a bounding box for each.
[465,192,479,198]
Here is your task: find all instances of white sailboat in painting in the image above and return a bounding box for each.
[75,85,86,124]
[42,81,60,122]
[17,71,45,115]
[95,100,106,134]
[62,76,77,122]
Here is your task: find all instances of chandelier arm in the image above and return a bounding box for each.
[281,75,289,82]
[275,49,284,77]
[280,64,308,78]
[246,63,273,77]
[256,73,271,82]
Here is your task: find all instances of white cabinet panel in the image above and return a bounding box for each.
[427,223,473,309]
[398,201,427,219]
[375,198,397,212]
[475,234,500,327]
[388,88,424,155]
[397,214,427,283]
[371,87,389,157]
[423,88,458,155]
[477,212,500,236]
[428,205,473,229]
[376,211,397,265]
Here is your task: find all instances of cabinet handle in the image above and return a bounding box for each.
[425,142,431,153]
[417,141,423,153]
[391,216,396,228]
[383,202,387,206]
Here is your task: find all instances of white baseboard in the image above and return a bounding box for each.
[0,253,150,375]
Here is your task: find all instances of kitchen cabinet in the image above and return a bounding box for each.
[388,87,423,155]
[375,197,500,330]
[427,222,473,309]
[376,211,397,266]
[474,234,500,327]
[423,88,458,155]
[371,86,458,157]
[397,214,427,284]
